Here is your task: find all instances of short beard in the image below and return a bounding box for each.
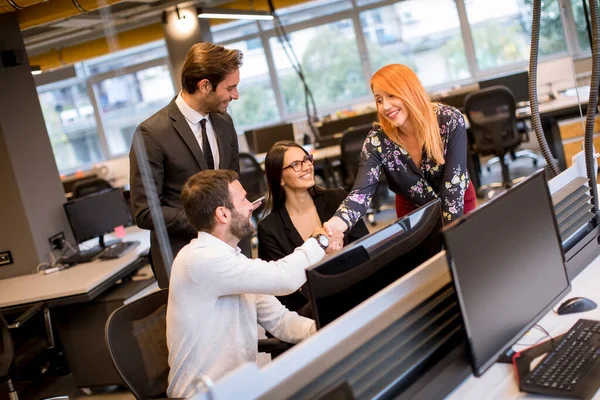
[230,209,255,240]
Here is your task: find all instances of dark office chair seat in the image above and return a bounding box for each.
[340,124,391,225]
[464,86,539,199]
[71,177,113,198]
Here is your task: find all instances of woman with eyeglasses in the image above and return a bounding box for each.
[324,64,477,236]
[257,141,369,314]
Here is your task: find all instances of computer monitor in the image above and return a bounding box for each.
[317,112,378,138]
[442,170,570,377]
[246,122,295,154]
[307,199,443,329]
[479,71,529,104]
[64,188,131,250]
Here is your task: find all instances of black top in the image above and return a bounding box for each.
[258,187,370,262]
[334,104,469,228]
[258,187,369,313]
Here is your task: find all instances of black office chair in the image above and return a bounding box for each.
[106,289,291,399]
[464,86,538,199]
[71,177,113,198]
[239,153,268,242]
[340,124,391,225]
[1,307,68,400]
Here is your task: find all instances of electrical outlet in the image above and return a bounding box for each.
[0,251,13,266]
[49,232,66,251]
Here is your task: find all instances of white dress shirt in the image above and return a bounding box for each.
[166,232,324,398]
[175,92,220,169]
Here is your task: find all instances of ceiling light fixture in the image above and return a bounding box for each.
[197,8,274,21]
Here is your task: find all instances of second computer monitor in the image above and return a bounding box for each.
[246,122,295,154]
[479,71,529,104]
[307,199,444,329]
[442,170,569,377]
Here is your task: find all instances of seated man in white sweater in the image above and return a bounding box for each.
[166,169,342,398]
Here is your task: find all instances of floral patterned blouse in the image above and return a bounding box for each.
[334,103,468,229]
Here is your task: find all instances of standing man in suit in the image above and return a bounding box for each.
[130,42,249,288]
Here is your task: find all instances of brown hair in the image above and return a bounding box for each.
[371,64,445,165]
[181,42,244,94]
[181,170,239,232]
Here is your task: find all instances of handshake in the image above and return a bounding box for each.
[311,224,345,255]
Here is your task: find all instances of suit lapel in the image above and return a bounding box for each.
[168,99,208,170]
[278,207,305,248]
[209,113,228,169]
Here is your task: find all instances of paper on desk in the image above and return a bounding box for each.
[114,225,126,238]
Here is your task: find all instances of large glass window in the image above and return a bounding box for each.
[226,39,280,131]
[269,19,368,114]
[84,41,168,76]
[571,0,598,52]
[38,80,103,172]
[92,64,175,156]
[359,0,470,88]
[261,0,352,30]
[211,20,260,43]
[465,0,567,71]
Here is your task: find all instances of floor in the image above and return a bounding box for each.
[13,149,547,400]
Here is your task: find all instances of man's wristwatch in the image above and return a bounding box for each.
[311,233,329,251]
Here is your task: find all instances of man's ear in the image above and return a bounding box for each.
[214,206,230,225]
[197,79,212,94]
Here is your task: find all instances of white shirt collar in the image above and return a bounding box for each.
[196,231,242,255]
[175,91,208,125]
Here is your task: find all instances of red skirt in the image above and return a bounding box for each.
[395,180,477,219]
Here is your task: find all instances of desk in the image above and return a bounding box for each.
[446,253,600,400]
[0,226,150,310]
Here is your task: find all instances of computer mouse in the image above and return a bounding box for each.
[557,297,598,315]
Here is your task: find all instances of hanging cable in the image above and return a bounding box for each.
[583,0,600,217]
[529,0,561,177]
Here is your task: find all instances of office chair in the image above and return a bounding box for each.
[71,177,113,199]
[464,86,538,199]
[239,153,268,244]
[340,124,391,225]
[106,289,292,399]
[1,308,68,400]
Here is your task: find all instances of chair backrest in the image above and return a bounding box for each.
[239,152,267,202]
[71,177,113,198]
[105,289,169,399]
[0,314,14,381]
[340,124,374,190]
[464,86,522,157]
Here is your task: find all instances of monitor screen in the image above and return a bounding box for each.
[247,123,295,154]
[317,112,378,138]
[307,199,443,329]
[442,170,570,376]
[479,71,529,103]
[64,188,131,244]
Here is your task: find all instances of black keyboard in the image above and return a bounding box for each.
[521,319,600,399]
[97,241,140,260]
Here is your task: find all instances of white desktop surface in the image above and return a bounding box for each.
[446,252,600,400]
[0,227,150,309]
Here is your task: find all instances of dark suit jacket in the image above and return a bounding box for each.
[130,98,248,288]
[257,187,369,312]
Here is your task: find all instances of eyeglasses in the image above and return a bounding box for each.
[282,154,314,172]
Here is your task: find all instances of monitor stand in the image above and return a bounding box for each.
[61,235,121,265]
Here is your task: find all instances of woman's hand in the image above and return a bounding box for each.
[323,216,348,236]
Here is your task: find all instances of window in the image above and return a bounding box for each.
[225,39,280,131]
[92,64,175,156]
[465,0,567,71]
[84,41,168,76]
[211,20,259,43]
[269,19,368,114]
[570,0,597,52]
[261,0,352,30]
[360,0,470,88]
[38,80,103,173]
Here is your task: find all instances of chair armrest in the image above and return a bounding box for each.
[8,302,44,329]
[258,338,292,354]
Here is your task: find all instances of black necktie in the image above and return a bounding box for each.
[200,118,215,170]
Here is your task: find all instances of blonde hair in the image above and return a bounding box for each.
[370,64,445,165]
